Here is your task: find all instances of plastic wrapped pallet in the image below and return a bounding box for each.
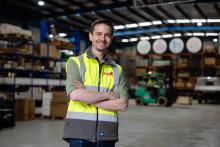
[42,92,52,116]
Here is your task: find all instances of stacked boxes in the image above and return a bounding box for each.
[50,91,68,119]
[37,43,61,59]
[204,57,216,66]
[15,99,35,121]
[0,23,32,37]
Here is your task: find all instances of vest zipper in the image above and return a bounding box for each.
[95,61,103,141]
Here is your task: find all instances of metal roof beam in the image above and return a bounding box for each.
[96,12,123,25]
[111,9,135,23]
[157,5,175,19]
[114,26,220,36]
[194,3,207,19]
[141,7,164,20]
[213,2,220,16]
[127,7,151,21]
[87,0,102,5]
[175,4,191,19]
[6,0,48,17]
[31,1,132,20]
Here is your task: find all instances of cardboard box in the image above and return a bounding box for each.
[176,96,192,105]
[175,79,185,88]
[185,81,195,89]
[15,99,35,121]
[51,101,68,118]
[204,57,216,65]
[38,43,48,57]
[52,91,68,102]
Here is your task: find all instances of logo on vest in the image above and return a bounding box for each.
[103,71,113,76]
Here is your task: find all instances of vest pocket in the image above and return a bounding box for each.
[97,121,118,141]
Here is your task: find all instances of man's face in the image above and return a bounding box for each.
[89,23,113,52]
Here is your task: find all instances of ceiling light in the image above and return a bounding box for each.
[173,33,181,37]
[121,39,129,43]
[129,38,138,42]
[114,25,125,30]
[162,34,173,38]
[207,19,220,23]
[138,22,152,27]
[76,13,81,17]
[197,22,202,26]
[176,19,191,23]
[125,23,138,28]
[38,1,45,6]
[140,36,150,40]
[61,16,68,19]
[60,50,73,55]
[193,32,205,36]
[206,33,218,36]
[58,33,67,37]
[185,33,193,36]
[151,35,161,39]
[107,9,112,12]
[191,19,206,23]
[48,34,53,38]
[167,20,176,23]
[91,11,96,15]
[152,21,162,25]
[213,38,218,42]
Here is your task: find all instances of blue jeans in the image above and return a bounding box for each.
[69,138,115,147]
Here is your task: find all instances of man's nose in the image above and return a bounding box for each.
[100,35,105,41]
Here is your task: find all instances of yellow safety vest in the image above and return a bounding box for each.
[63,51,122,142]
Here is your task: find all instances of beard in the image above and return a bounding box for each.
[95,40,110,51]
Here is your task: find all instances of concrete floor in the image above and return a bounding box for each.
[0,100,220,147]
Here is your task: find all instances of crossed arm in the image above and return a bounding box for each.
[69,81,128,112]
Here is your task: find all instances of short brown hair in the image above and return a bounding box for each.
[89,19,113,35]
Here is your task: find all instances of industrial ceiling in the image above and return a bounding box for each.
[1,0,220,44]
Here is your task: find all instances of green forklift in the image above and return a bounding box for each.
[135,70,173,107]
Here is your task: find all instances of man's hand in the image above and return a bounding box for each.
[73,80,84,89]
[107,92,120,100]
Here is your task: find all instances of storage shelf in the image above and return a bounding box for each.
[0,68,64,74]
[0,77,65,86]
[0,52,65,62]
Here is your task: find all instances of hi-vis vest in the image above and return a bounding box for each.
[63,51,122,142]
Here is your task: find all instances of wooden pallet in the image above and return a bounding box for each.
[51,40,74,50]
[0,33,32,40]
[51,115,65,120]
[41,115,65,120]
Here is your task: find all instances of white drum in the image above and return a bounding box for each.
[186,37,202,53]
[137,40,151,55]
[153,39,167,54]
[169,38,184,54]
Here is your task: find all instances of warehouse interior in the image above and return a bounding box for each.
[0,0,220,147]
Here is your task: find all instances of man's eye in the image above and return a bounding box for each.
[106,34,112,38]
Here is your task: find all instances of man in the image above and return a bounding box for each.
[63,19,129,147]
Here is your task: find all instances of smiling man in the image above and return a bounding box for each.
[63,19,129,147]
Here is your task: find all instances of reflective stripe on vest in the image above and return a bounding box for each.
[66,111,117,122]
[77,54,120,92]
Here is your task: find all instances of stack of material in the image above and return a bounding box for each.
[204,57,216,66]
[51,91,68,119]
[15,99,35,121]
[42,92,52,117]
[176,96,192,105]
[0,23,32,37]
